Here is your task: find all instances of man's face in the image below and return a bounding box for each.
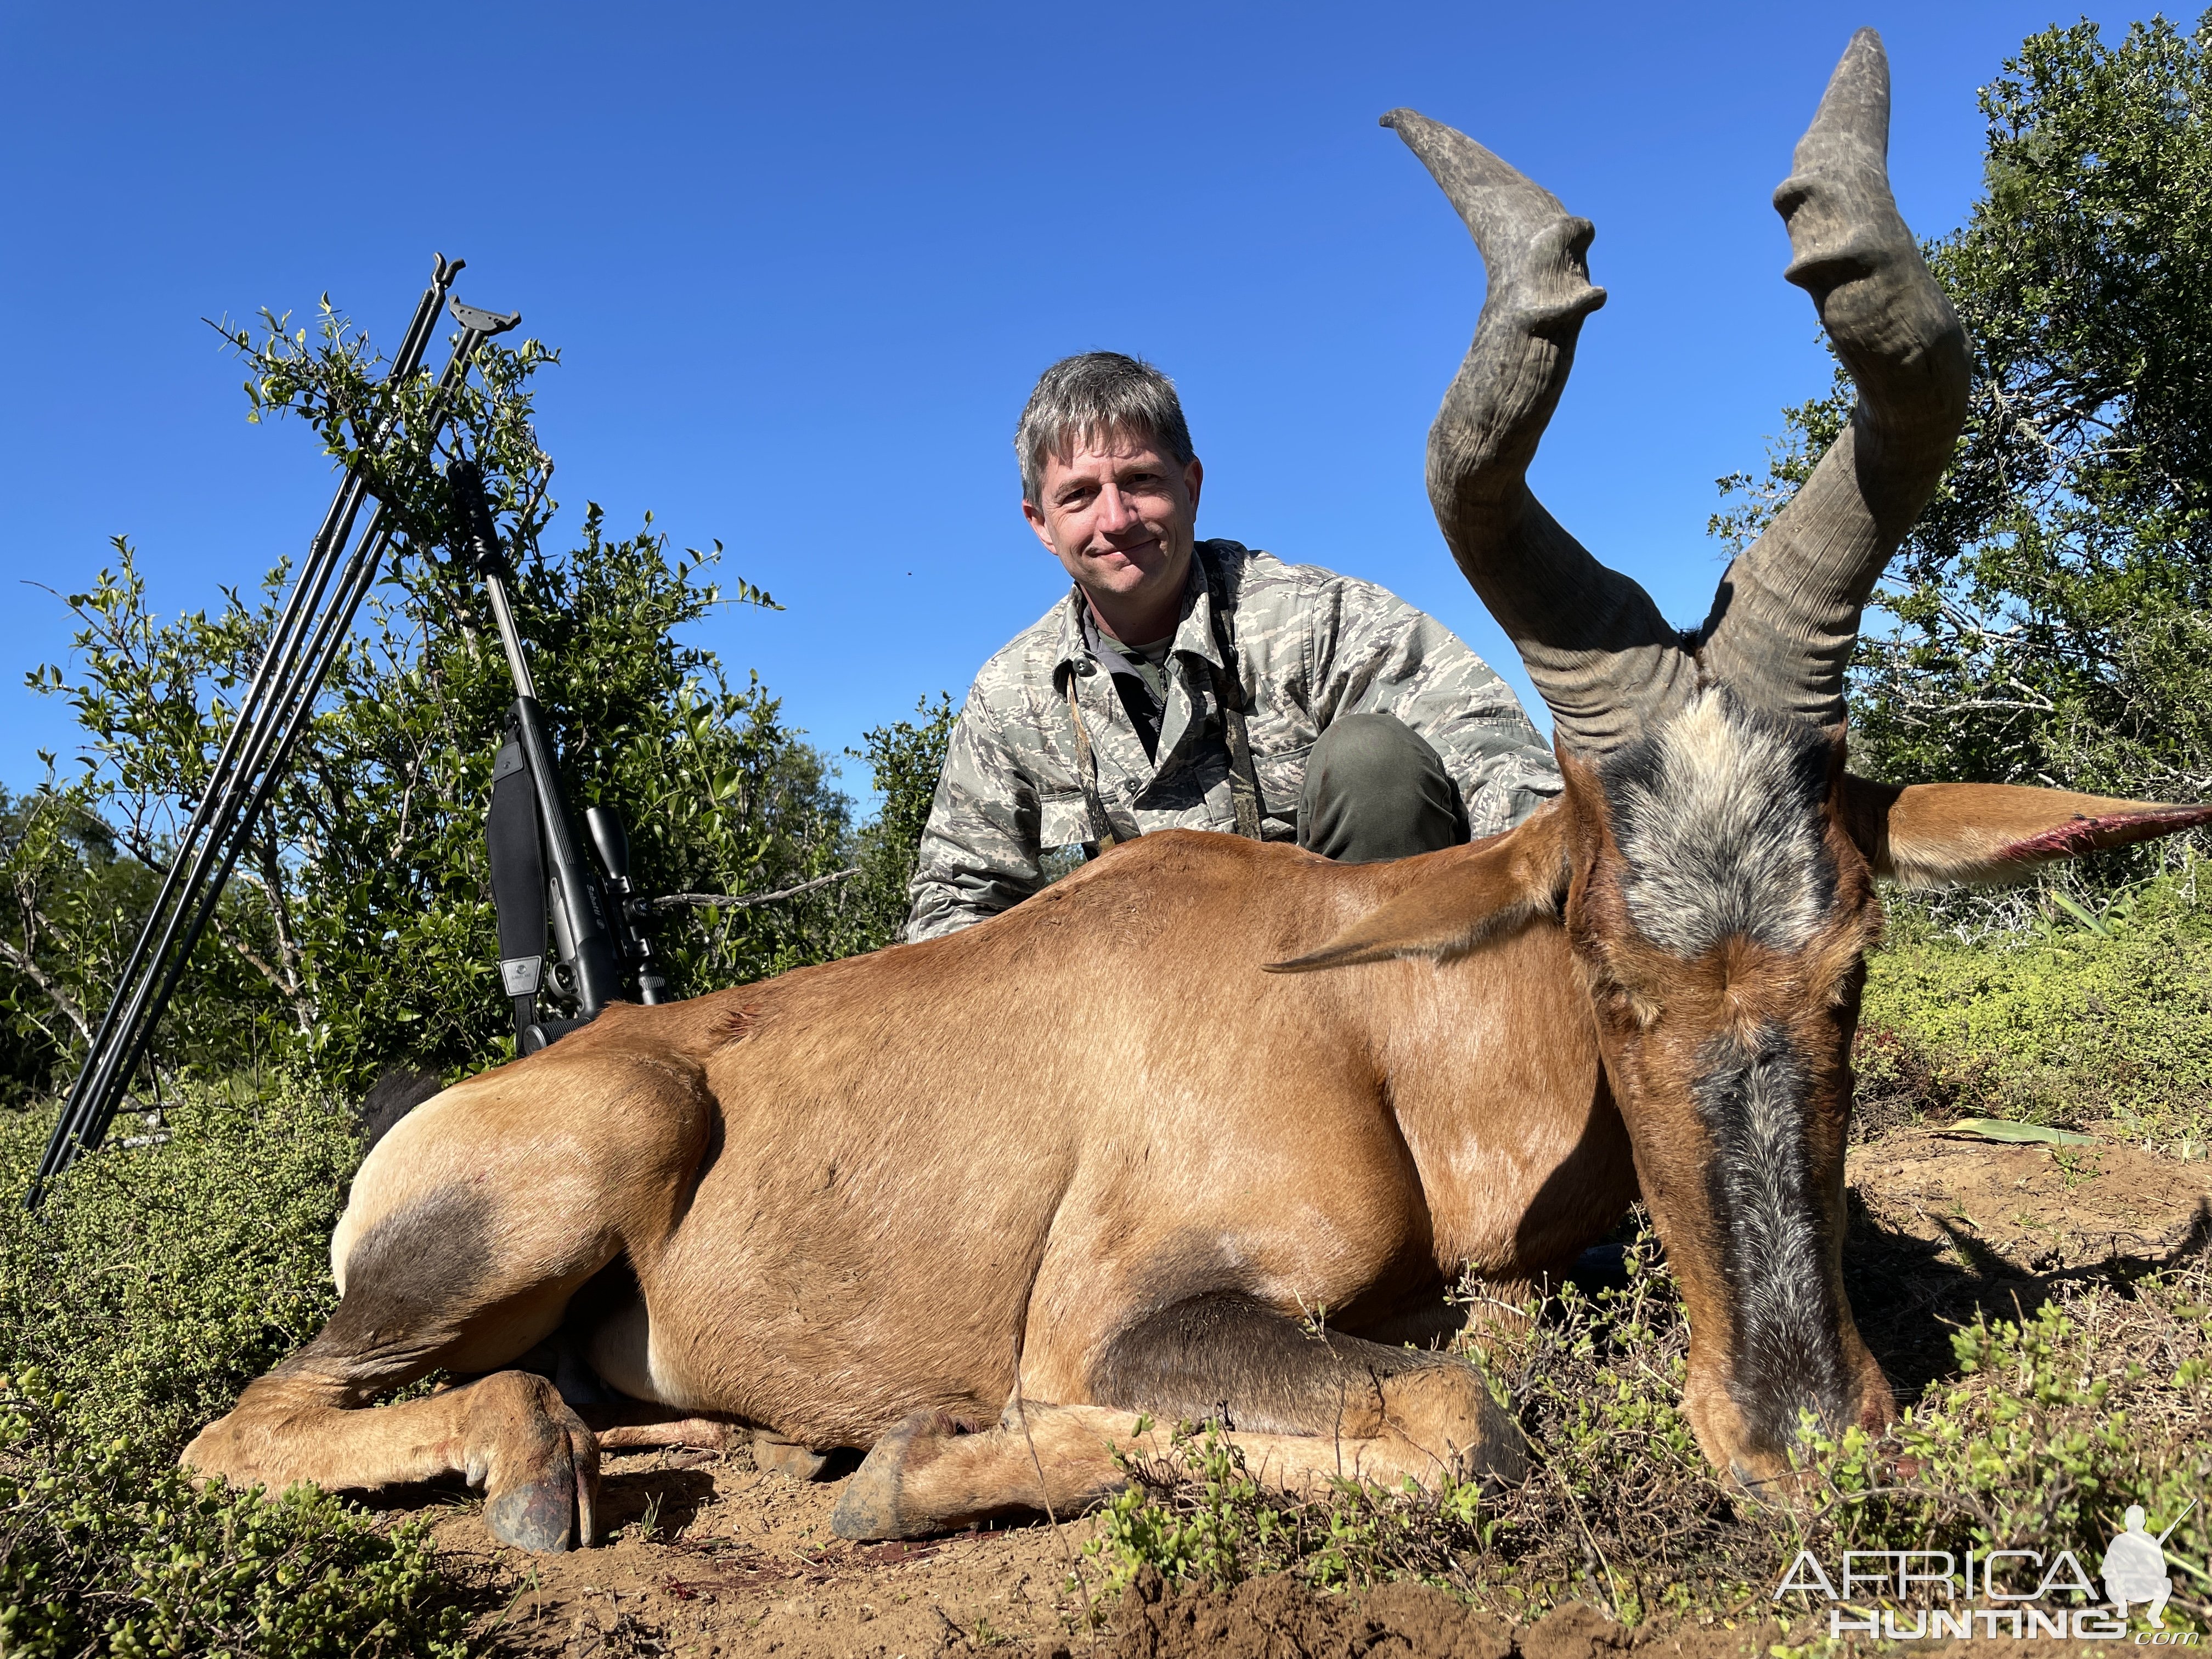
[1023,432,1203,626]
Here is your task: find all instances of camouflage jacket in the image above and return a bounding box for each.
[905,540,1560,940]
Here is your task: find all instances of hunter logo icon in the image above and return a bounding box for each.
[1773,1500,2202,1640]
[2103,1502,2192,1629]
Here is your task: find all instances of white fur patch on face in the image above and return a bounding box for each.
[1601,689,1832,958]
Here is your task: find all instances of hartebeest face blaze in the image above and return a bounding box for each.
[1560,694,1889,1481]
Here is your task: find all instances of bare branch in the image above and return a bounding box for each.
[647,868,861,912]
[207,912,316,1035]
[0,936,92,1045]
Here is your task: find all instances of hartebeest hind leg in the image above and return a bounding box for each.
[182,1274,604,1553]
[829,1299,1522,1539]
[185,1048,718,1551]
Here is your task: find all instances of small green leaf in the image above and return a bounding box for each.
[1945,1117,2098,1146]
[2047,889,2111,936]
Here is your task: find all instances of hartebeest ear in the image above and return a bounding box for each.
[1839,775,2212,889]
[1265,798,1571,973]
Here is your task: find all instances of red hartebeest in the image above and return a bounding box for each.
[184,31,2212,1550]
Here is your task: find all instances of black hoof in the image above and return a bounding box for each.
[485,1469,580,1551]
[830,1410,944,1541]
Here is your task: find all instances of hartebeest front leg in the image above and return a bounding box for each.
[181,1042,727,1552]
[828,1298,1523,1541]
[182,1199,611,1553]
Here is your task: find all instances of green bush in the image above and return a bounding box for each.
[0,1370,465,1659]
[0,791,166,1110]
[1860,868,2212,1148]
[1716,14,2212,809]
[1085,1420,1496,1605]
[0,1081,353,1452]
[1779,1286,2212,1624]
[0,1085,479,1656]
[842,692,957,946]
[7,300,903,1102]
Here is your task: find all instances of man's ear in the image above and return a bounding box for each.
[1022,495,1058,556]
[1265,799,1570,973]
[1839,775,2212,889]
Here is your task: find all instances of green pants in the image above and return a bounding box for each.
[1295,712,1469,863]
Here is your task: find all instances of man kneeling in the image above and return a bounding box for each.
[906,351,1562,940]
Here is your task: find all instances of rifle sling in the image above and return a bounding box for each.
[1201,550,1266,842]
[486,720,547,1039]
[1065,691,1124,851]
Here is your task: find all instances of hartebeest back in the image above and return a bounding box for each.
[182,31,2212,1547]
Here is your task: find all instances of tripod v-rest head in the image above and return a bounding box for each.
[448,297,521,338]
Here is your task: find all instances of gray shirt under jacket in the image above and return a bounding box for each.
[904,540,1562,942]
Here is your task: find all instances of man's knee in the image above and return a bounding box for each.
[1311,712,1431,789]
[1298,713,1466,863]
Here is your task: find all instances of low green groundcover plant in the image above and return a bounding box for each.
[1859,866,2212,1150]
[0,1372,465,1658]
[1084,1226,2212,1633]
[0,1082,471,1656]
[0,1082,351,1452]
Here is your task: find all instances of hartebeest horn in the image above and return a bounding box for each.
[1692,29,1971,728]
[1384,110,1697,756]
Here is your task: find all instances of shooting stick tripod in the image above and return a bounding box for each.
[28,257,520,1206]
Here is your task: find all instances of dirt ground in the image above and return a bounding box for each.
[416,1126,2212,1658]
[1842,1122,2212,1399]
[434,1475,1801,1659]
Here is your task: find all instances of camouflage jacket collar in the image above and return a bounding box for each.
[1047,541,1238,682]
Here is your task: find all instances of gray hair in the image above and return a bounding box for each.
[1014,352,1194,505]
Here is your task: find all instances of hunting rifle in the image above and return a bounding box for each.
[27,256,662,1206]
[445,454,666,1053]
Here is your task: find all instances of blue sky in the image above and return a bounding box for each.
[0,1,2154,810]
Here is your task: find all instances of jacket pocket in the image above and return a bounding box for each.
[1250,743,1313,825]
[1039,791,1092,850]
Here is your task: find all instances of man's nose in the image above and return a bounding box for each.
[1095,483,1139,534]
